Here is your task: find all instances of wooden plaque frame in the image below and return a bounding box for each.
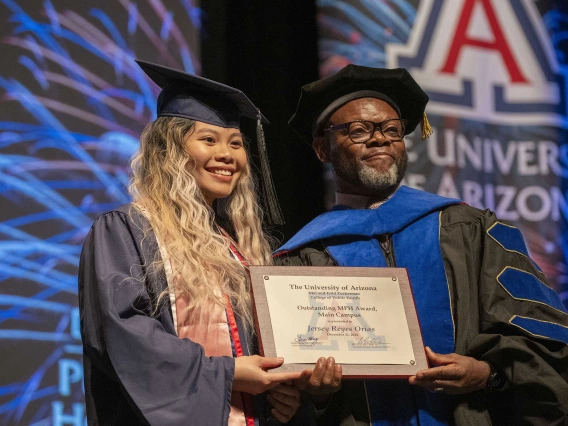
[249,266,427,378]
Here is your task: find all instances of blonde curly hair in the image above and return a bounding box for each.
[129,116,273,328]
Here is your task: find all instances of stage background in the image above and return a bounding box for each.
[1,0,567,425]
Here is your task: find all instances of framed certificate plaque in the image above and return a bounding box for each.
[249,266,428,378]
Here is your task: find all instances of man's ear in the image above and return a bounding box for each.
[313,136,330,163]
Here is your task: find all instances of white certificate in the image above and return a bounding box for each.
[250,266,427,377]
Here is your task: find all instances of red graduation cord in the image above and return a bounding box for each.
[223,235,255,426]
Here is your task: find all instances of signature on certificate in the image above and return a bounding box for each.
[292,335,320,347]
[351,336,396,351]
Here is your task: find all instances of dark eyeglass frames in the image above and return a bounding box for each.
[324,119,407,143]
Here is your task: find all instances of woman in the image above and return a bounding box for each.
[79,60,304,425]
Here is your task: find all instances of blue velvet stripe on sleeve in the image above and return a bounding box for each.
[497,267,568,314]
[487,222,543,272]
[510,315,568,345]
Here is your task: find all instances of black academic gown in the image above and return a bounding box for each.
[79,205,309,426]
[275,188,568,426]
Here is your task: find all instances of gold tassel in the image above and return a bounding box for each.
[421,113,433,140]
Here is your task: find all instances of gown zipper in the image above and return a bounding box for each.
[378,234,396,267]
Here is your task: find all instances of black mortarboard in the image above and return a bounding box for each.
[136,59,283,225]
[289,65,432,144]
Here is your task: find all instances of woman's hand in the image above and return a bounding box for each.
[267,382,301,423]
[295,357,342,407]
[233,356,301,395]
[409,347,491,395]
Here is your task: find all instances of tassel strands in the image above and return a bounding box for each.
[256,110,285,225]
[421,113,433,140]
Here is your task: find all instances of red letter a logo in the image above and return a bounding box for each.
[440,0,528,83]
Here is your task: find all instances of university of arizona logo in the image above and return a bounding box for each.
[388,0,567,127]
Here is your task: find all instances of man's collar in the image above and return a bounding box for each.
[335,186,399,210]
[335,192,370,210]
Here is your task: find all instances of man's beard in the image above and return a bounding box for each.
[331,149,408,195]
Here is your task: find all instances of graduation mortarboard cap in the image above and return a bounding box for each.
[135,59,284,225]
[289,65,432,144]
[135,59,269,127]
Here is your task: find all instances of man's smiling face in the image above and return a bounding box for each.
[317,97,408,197]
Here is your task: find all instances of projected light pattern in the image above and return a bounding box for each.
[0,1,200,424]
[317,0,415,75]
[544,7,568,66]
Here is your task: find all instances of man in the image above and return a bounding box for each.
[275,65,568,426]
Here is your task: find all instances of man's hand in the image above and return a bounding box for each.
[295,357,342,407]
[267,382,301,424]
[409,347,491,395]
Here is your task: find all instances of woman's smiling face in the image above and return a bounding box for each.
[184,121,248,204]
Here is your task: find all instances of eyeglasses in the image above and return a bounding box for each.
[324,119,407,143]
